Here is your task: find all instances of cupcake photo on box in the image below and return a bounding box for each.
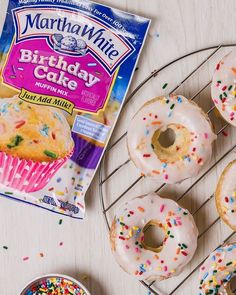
[0,96,74,193]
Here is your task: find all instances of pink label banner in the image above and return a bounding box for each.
[3,39,115,113]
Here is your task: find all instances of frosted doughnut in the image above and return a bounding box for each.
[211,49,236,126]
[215,160,236,231]
[127,95,216,184]
[110,193,198,281]
[199,244,236,295]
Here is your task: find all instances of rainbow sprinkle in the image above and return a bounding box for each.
[24,277,87,295]
[199,244,236,294]
[162,83,168,89]
[213,64,236,123]
[116,203,190,278]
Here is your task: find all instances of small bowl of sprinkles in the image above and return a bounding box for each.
[20,274,91,295]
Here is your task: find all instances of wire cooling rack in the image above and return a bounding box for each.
[99,44,236,295]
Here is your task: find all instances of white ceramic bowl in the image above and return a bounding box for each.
[19,273,91,295]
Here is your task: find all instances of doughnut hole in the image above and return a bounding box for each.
[151,123,191,163]
[142,220,167,253]
[226,275,236,295]
[158,127,176,147]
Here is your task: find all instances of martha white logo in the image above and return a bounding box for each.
[13,7,135,74]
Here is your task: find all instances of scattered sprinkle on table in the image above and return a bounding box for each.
[216,63,220,70]
[222,130,228,137]
[59,219,63,225]
[56,177,62,183]
[162,83,168,89]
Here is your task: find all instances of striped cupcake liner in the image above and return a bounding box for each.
[0,151,73,193]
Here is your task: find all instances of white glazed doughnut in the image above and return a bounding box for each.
[110,193,198,281]
[215,160,236,231]
[199,244,236,295]
[211,49,236,126]
[127,95,216,184]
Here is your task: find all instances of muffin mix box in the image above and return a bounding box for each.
[0,0,151,219]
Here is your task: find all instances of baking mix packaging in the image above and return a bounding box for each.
[0,0,151,219]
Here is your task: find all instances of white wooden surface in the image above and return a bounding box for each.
[1,1,236,294]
